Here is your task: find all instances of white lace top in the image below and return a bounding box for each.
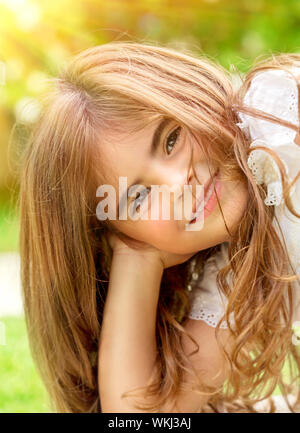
[187,65,300,329]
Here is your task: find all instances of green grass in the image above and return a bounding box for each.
[0,316,299,413]
[0,316,50,413]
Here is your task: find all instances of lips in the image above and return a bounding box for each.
[191,170,219,217]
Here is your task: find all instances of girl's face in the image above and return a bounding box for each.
[99,118,249,255]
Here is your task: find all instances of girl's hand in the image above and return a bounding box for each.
[107,231,195,270]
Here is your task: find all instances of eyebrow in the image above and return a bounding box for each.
[117,117,172,218]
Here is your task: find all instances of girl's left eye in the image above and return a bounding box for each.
[134,186,151,212]
[165,126,182,155]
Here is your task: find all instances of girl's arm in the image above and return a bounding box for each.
[98,243,232,413]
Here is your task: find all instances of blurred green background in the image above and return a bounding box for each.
[0,0,299,413]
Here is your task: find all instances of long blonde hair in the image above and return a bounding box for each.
[19,41,300,412]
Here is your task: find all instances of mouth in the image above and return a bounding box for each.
[189,169,219,223]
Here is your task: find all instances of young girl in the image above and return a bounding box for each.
[19,41,300,413]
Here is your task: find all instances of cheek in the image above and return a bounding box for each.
[121,218,180,247]
[221,181,249,224]
[146,219,179,240]
[144,219,180,244]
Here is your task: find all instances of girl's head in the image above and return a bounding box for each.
[51,42,249,255]
[95,108,249,254]
[19,41,300,412]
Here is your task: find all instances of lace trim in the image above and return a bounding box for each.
[188,308,229,329]
[236,66,300,207]
[187,244,235,329]
[247,144,287,206]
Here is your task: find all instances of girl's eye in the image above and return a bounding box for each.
[165,126,182,155]
[134,186,151,212]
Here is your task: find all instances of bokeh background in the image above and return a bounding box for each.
[0,0,299,413]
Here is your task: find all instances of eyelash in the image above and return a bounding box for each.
[165,126,182,155]
[133,125,183,210]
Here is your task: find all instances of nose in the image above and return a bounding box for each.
[149,156,209,199]
[150,158,204,211]
[150,161,192,190]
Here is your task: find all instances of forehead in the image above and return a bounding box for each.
[98,117,161,187]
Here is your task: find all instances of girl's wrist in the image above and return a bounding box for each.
[105,249,163,320]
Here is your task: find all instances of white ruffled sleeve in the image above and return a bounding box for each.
[237,66,300,276]
[238,66,300,323]
[237,66,300,206]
